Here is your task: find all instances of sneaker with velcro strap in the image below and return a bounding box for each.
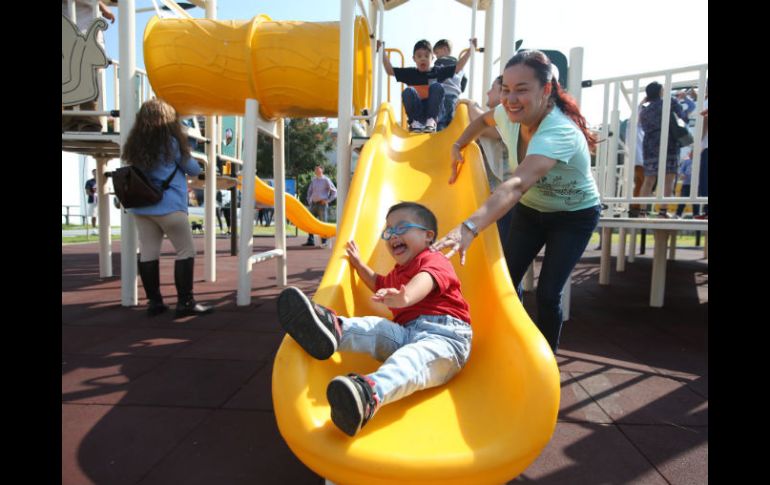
[277,286,342,360]
[326,373,381,436]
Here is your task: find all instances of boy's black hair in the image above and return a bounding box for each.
[387,202,438,243]
[413,39,432,55]
[433,39,451,52]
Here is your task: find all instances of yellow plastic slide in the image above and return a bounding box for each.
[272,103,560,484]
[237,175,336,239]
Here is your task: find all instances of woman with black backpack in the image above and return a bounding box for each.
[121,98,213,318]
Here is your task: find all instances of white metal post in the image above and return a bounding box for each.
[650,230,669,307]
[204,1,218,282]
[204,115,218,281]
[95,157,112,277]
[668,232,677,260]
[119,0,138,306]
[561,47,584,318]
[656,74,673,202]
[238,99,259,306]
[599,227,612,285]
[626,78,640,213]
[337,0,356,225]
[369,0,379,124]
[482,0,495,106]
[499,0,516,74]
[616,227,626,272]
[628,228,637,263]
[468,0,478,101]
[273,118,288,287]
[376,2,384,111]
[567,47,584,103]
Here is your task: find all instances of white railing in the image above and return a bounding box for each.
[585,64,708,215]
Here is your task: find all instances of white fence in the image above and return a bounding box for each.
[585,64,708,215]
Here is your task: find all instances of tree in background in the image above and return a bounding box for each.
[256,118,335,179]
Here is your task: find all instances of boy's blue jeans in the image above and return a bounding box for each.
[337,314,472,406]
[501,203,601,351]
[438,93,459,130]
[402,84,445,124]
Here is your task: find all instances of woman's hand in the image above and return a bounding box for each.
[430,223,474,265]
[371,285,409,308]
[449,143,464,184]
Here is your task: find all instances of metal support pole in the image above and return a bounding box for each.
[95,157,112,277]
[204,0,218,282]
[238,99,259,306]
[499,0,516,74]
[468,0,478,101]
[337,0,356,227]
[119,0,138,307]
[616,227,626,272]
[205,114,218,281]
[568,47,584,102]
[599,227,612,285]
[482,0,495,106]
[650,230,669,307]
[376,3,384,111]
[273,118,288,287]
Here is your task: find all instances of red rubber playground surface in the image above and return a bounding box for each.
[62,235,707,484]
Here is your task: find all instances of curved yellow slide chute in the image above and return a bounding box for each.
[272,103,560,484]
[236,175,336,239]
[143,14,371,119]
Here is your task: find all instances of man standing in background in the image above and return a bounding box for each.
[303,166,337,248]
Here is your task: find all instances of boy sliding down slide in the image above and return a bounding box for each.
[277,202,472,436]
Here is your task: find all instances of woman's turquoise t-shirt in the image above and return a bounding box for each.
[493,104,600,212]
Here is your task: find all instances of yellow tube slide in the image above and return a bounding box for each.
[272,103,560,484]
[237,175,336,239]
[143,15,371,119]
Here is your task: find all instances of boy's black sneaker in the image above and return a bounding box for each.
[326,373,380,437]
[277,286,341,360]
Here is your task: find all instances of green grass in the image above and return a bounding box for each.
[62,234,121,245]
[62,222,312,244]
[589,230,706,248]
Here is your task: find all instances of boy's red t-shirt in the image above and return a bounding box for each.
[375,249,471,325]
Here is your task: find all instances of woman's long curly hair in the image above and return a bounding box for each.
[505,50,597,150]
[121,98,190,170]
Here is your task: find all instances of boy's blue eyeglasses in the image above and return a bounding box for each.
[381,223,430,240]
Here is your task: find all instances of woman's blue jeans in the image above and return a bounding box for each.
[501,203,601,351]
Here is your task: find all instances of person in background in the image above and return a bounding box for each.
[303,165,337,248]
[121,98,214,318]
[637,81,689,218]
[84,168,98,229]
